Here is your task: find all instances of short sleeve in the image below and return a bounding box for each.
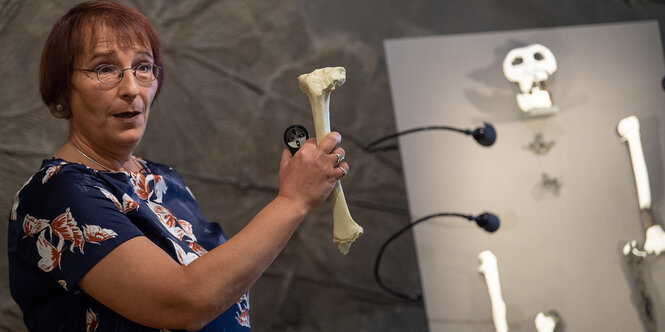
[10,163,144,291]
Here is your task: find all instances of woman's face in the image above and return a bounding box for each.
[69,35,158,153]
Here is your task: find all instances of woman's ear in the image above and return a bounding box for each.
[48,99,71,119]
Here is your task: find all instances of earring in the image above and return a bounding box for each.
[49,103,71,119]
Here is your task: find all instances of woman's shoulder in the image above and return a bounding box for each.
[9,158,117,223]
[26,158,100,188]
[12,157,185,211]
[36,157,179,184]
[14,159,110,201]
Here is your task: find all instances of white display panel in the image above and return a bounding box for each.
[385,21,665,331]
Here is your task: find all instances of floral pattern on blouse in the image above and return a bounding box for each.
[8,158,250,331]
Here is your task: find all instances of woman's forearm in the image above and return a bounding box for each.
[79,195,310,330]
[183,195,309,318]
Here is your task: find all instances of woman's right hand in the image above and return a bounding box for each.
[277,132,349,213]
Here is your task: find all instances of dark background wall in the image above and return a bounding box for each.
[1,1,664,331]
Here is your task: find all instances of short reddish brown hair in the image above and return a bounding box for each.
[40,0,164,113]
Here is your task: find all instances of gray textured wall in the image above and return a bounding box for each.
[1,1,665,331]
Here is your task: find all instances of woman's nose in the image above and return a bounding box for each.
[118,68,140,100]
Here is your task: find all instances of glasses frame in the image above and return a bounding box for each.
[73,63,161,85]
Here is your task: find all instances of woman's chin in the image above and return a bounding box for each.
[114,130,145,148]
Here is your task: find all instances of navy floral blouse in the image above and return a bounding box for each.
[8,158,251,331]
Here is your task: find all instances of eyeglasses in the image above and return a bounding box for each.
[74,63,161,85]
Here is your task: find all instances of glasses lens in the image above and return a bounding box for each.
[135,63,159,82]
[97,65,121,84]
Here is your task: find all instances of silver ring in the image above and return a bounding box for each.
[339,166,348,176]
[335,153,345,165]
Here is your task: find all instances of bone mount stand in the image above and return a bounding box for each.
[298,67,363,255]
[478,250,508,332]
[623,241,657,332]
[617,115,665,256]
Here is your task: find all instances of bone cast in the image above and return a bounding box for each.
[478,250,508,332]
[618,115,665,256]
[503,44,557,116]
[534,312,558,332]
[298,67,364,255]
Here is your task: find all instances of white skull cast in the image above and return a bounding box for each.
[503,44,557,114]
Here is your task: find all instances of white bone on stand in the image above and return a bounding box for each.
[534,312,557,332]
[298,67,364,255]
[617,115,665,256]
[618,116,651,210]
[478,250,508,332]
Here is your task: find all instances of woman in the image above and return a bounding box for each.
[7,1,349,331]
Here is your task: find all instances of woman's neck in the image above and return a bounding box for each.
[55,138,141,172]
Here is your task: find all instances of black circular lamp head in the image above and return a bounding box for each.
[472,122,496,147]
[472,212,500,232]
[283,124,309,155]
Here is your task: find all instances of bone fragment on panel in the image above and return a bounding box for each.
[617,116,651,210]
[617,116,665,256]
[503,44,557,113]
[623,240,648,257]
[298,67,363,254]
[478,250,508,332]
[534,312,557,332]
[644,225,665,256]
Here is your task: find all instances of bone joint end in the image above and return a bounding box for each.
[332,184,364,254]
[478,250,508,332]
[298,67,346,97]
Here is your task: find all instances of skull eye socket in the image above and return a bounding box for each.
[511,57,523,65]
[534,52,544,61]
